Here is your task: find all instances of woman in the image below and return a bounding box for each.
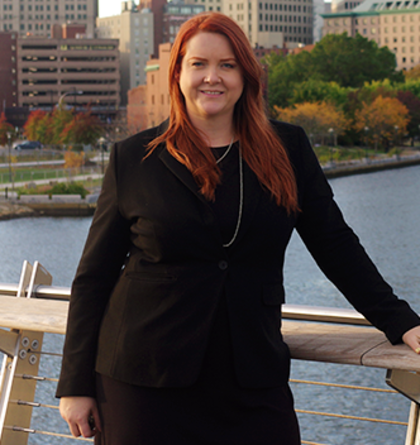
[58,12,420,444]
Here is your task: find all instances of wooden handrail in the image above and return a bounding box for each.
[0,293,419,372]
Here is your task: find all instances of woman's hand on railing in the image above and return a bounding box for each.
[59,396,102,438]
[403,325,420,355]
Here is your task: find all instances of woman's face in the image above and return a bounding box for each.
[178,32,244,124]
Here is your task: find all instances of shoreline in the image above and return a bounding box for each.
[1,154,420,221]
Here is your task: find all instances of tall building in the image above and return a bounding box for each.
[17,34,120,120]
[313,0,327,41]
[163,2,205,43]
[0,0,97,37]
[322,0,420,70]
[183,0,224,12]
[0,31,18,111]
[127,42,171,130]
[97,1,154,104]
[224,0,314,47]
[140,0,167,57]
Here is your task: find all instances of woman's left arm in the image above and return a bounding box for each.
[290,125,420,346]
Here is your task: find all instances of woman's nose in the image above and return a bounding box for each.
[203,68,221,84]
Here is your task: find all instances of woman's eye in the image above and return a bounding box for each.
[222,63,235,69]
[192,61,203,67]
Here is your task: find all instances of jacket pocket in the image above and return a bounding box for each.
[125,272,177,283]
[262,284,285,305]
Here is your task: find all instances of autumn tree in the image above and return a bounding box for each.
[0,112,15,146]
[404,64,420,81]
[64,150,85,169]
[50,107,73,146]
[60,110,102,147]
[274,101,348,144]
[24,110,49,143]
[354,96,409,151]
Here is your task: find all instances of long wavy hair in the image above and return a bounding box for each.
[148,12,298,213]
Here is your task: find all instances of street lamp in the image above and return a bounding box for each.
[364,126,369,161]
[98,136,107,176]
[394,125,400,159]
[328,128,334,165]
[6,132,15,195]
[58,88,83,108]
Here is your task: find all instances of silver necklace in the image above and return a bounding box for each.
[215,136,234,164]
[223,144,243,248]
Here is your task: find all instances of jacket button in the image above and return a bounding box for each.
[218,260,228,270]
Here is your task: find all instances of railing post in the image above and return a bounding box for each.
[0,261,52,445]
[405,402,420,445]
[386,369,420,445]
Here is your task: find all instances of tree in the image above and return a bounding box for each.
[404,64,420,81]
[289,79,350,109]
[24,110,49,143]
[309,33,403,88]
[268,33,403,110]
[0,112,14,146]
[267,50,313,109]
[396,90,420,145]
[64,150,85,169]
[354,96,409,151]
[50,107,73,146]
[60,110,103,147]
[274,101,349,144]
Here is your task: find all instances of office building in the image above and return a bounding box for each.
[322,0,420,69]
[0,31,18,111]
[0,0,97,37]
[224,0,314,47]
[97,1,154,104]
[17,34,120,119]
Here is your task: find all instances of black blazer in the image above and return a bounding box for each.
[57,120,420,398]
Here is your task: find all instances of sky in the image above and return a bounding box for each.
[98,0,131,18]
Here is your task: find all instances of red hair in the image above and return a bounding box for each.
[148,12,298,213]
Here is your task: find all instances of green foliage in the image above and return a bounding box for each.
[49,182,89,198]
[309,33,403,87]
[18,181,89,198]
[268,33,403,111]
[290,80,350,108]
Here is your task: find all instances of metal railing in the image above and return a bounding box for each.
[0,261,419,444]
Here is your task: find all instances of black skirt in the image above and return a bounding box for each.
[94,295,300,445]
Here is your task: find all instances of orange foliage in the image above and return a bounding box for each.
[354,96,409,149]
[274,102,348,141]
[64,150,85,169]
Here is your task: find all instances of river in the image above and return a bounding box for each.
[1,164,420,444]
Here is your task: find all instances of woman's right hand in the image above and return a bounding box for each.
[59,396,102,438]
